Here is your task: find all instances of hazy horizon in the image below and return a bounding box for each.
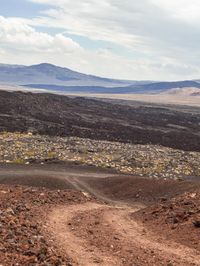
[1,62,200,83]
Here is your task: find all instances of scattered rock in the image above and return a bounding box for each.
[193,220,200,228]
[0,132,199,180]
[0,184,86,265]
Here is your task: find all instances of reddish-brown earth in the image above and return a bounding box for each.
[0,164,200,265]
[0,184,89,265]
[134,189,200,252]
[68,203,200,265]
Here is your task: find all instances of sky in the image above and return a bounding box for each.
[1,0,200,80]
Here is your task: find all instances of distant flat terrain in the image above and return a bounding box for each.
[0,84,199,106]
[60,92,200,107]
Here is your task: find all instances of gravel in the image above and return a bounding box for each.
[0,132,200,179]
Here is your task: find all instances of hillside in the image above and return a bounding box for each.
[0,162,200,266]
[0,63,136,88]
[0,90,200,151]
[1,63,200,95]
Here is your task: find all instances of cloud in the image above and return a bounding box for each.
[149,0,200,22]
[1,1,200,80]
[0,16,81,53]
[26,0,200,62]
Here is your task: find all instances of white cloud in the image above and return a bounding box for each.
[0,16,81,53]
[149,0,200,22]
[26,0,200,59]
[1,1,200,80]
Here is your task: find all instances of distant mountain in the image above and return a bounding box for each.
[1,63,200,95]
[24,81,200,95]
[0,63,142,88]
[22,84,152,94]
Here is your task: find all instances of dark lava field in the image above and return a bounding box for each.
[0,90,199,151]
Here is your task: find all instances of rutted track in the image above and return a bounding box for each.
[47,203,200,266]
[0,164,200,265]
[47,203,120,266]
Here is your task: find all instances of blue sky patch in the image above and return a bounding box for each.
[1,0,49,18]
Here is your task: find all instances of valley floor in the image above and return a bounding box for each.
[59,92,200,107]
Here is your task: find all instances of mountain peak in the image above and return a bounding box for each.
[29,63,62,70]
[0,62,132,87]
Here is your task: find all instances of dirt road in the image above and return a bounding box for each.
[47,202,200,266]
[0,163,200,265]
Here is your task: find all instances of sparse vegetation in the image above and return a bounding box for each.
[12,158,25,164]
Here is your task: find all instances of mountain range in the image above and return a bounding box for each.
[0,63,140,87]
[0,63,200,95]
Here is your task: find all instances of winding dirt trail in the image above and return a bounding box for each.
[47,203,119,266]
[45,172,200,265]
[104,207,200,266]
[1,165,200,265]
[47,202,200,266]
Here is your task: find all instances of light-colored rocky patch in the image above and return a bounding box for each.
[0,132,199,179]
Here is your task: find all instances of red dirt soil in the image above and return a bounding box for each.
[0,166,200,265]
[0,184,88,265]
[134,188,200,252]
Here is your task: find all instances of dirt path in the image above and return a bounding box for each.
[62,175,141,207]
[1,164,200,265]
[47,203,119,266]
[47,202,200,266]
[104,208,200,265]
[0,165,142,206]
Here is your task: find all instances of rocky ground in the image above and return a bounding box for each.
[0,173,200,266]
[0,90,200,265]
[0,161,199,265]
[134,189,200,253]
[0,132,199,179]
[0,184,88,265]
[0,90,200,152]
